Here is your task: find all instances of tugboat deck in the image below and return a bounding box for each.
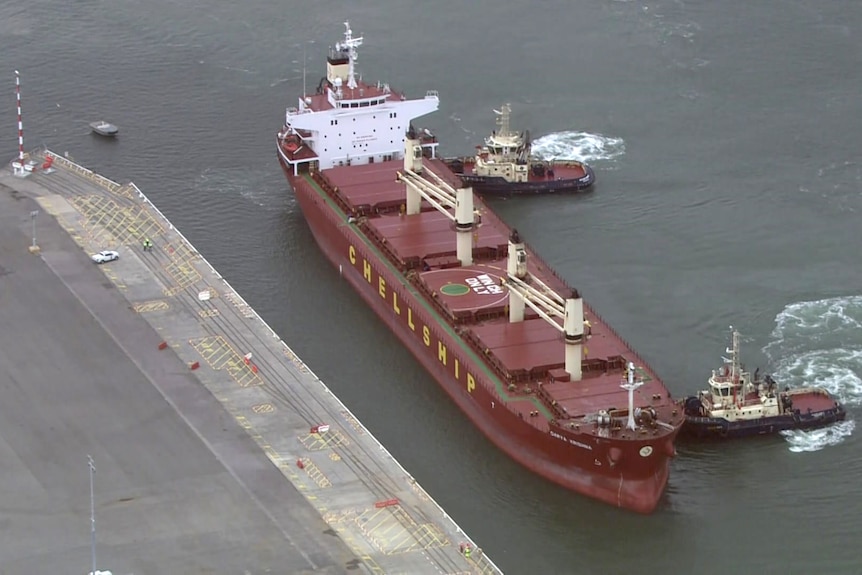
[459,160,590,181]
[730,389,840,413]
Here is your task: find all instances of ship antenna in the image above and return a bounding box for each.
[302,42,307,99]
[494,103,512,138]
[730,326,742,405]
[342,21,363,90]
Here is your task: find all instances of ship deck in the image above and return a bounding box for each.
[459,159,590,181]
[319,160,671,422]
[1,152,501,575]
[736,388,842,413]
[293,80,404,114]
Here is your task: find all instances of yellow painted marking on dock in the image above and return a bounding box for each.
[224,290,255,319]
[329,452,341,461]
[111,183,135,199]
[225,357,260,388]
[189,336,263,387]
[475,558,501,574]
[340,410,366,435]
[412,522,449,550]
[323,509,357,525]
[353,506,449,556]
[233,415,251,429]
[360,556,385,574]
[283,346,311,374]
[101,268,126,290]
[197,308,220,318]
[72,195,164,246]
[261,444,283,465]
[210,346,233,366]
[163,259,201,290]
[251,403,275,414]
[132,300,170,313]
[299,429,348,451]
[162,286,181,297]
[162,241,197,262]
[211,409,395,568]
[190,336,227,362]
[297,458,332,488]
[409,479,431,502]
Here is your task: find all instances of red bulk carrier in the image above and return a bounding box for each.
[276,22,683,513]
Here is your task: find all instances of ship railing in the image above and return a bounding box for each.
[42,149,123,194]
[536,384,570,420]
[20,143,46,162]
[361,223,408,272]
[459,329,512,387]
[309,172,355,216]
[410,275,457,320]
[285,106,312,118]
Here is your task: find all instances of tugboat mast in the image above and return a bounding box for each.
[726,327,742,406]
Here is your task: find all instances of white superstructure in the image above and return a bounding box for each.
[277,22,439,174]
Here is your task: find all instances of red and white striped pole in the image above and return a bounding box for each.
[15,70,24,163]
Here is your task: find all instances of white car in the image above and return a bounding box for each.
[91,250,119,264]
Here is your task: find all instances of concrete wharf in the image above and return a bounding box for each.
[0,150,502,574]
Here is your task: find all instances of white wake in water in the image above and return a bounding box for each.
[764,295,862,452]
[781,420,855,453]
[195,166,287,211]
[530,131,626,163]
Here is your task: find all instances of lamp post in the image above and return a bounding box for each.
[29,210,39,253]
[88,455,97,575]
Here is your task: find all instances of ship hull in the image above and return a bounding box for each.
[280,158,676,513]
[444,160,595,196]
[682,398,846,440]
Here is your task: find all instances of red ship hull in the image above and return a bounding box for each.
[278,155,681,513]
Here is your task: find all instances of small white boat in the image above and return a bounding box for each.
[89,121,118,137]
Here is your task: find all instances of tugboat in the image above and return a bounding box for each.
[442,103,595,196]
[682,327,846,439]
